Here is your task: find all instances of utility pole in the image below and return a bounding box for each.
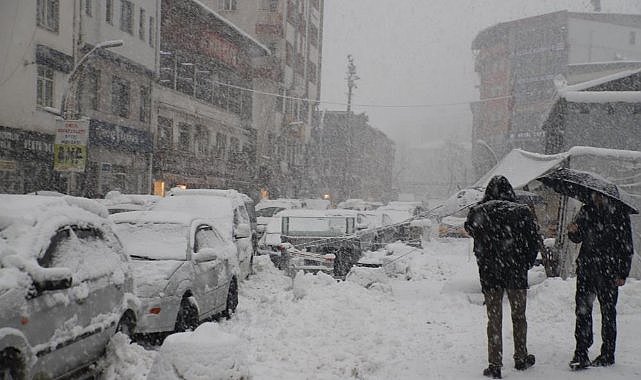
[346,54,359,112]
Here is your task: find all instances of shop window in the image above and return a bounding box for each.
[195,125,210,156]
[216,132,227,159]
[37,0,59,32]
[178,123,191,152]
[139,85,150,122]
[36,65,54,108]
[158,117,173,149]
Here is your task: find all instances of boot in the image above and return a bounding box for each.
[482,365,501,379]
[591,354,614,367]
[514,354,535,370]
[569,352,591,370]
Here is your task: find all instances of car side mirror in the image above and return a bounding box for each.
[34,267,73,293]
[235,223,251,239]
[193,248,218,263]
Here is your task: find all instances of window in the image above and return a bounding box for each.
[85,0,92,16]
[216,132,227,159]
[309,24,319,47]
[149,16,156,47]
[285,42,293,66]
[631,31,637,45]
[111,76,130,118]
[80,68,100,112]
[308,60,317,84]
[219,0,237,10]
[634,104,641,114]
[139,8,146,40]
[229,137,240,159]
[37,0,59,32]
[194,225,221,252]
[258,0,278,11]
[195,125,210,156]
[139,85,150,122]
[36,65,54,108]
[178,123,191,151]
[157,117,173,149]
[106,0,114,24]
[120,0,134,34]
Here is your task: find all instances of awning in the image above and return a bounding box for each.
[474,149,568,189]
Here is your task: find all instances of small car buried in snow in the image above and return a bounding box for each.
[0,194,138,379]
[111,211,239,338]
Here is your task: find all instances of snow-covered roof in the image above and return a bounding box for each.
[474,146,641,190]
[110,210,202,226]
[168,188,252,207]
[190,0,271,56]
[559,67,641,92]
[561,90,641,104]
[255,198,302,211]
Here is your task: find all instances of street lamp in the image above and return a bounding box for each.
[59,39,123,118]
[476,139,499,166]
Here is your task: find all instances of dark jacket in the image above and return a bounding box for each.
[465,176,540,291]
[568,203,634,282]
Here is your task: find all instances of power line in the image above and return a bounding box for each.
[209,78,512,109]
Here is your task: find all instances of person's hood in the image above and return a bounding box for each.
[482,175,516,203]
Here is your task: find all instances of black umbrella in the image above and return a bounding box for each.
[536,167,639,214]
[514,189,544,206]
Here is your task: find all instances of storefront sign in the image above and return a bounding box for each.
[0,160,16,171]
[54,119,89,172]
[89,120,153,153]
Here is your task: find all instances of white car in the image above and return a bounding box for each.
[111,211,239,336]
[0,195,138,379]
[152,192,254,279]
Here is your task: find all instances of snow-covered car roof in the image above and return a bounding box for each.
[0,194,110,262]
[110,210,209,226]
[152,195,236,235]
[167,188,253,208]
[255,198,302,211]
[277,208,360,218]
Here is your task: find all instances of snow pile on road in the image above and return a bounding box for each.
[100,333,156,380]
[147,323,250,380]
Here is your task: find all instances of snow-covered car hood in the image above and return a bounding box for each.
[130,260,184,298]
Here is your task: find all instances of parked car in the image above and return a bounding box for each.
[255,198,302,236]
[0,195,138,379]
[111,211,239,337]
[152,191,254,279]
[356,211,397,251]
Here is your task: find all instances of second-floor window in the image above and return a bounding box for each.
[85,0,92,16]
[139,9,146,40]
[139,85,150,122]
[111,76,130,118]
[36,65,54,107]
[106,0,114,24]
[120,0,134,34]
[37,0,59,32]
[219,0,237,11]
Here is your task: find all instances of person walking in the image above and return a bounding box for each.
[567,191,634,370]
[464,176,540,379]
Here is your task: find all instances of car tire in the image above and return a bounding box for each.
[174,296,199,333]
[222,278,238,320]
[116,310,137,339]
[0,348,26,380]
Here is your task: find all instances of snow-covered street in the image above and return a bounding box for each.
[102,239,641,380]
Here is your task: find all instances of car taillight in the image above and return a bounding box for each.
[149,307,161,315]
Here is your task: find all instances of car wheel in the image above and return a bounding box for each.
[222,278,238,320]
[0,349,26,380]
[174,296,199,333]
[116,310,136,339]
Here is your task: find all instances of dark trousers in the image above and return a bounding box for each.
[575,271,619,358]
[484,288,529,367]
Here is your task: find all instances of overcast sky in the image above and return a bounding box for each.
[319,0,641,146]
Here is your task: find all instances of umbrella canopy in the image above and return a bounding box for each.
[536,167,639,214]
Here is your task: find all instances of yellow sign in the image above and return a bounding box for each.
[0,160,16,171]
[54,119,89,172]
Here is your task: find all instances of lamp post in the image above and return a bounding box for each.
[59,40,123,118]
[56,40,123,195]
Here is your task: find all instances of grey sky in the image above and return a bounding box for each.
[319,0,641,146]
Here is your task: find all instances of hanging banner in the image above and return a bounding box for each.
[54,119,89,172]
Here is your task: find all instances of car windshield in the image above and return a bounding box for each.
[114,222,189,260]
[256,207,286,217]
[283,216,353,236]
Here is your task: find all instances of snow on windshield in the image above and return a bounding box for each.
[114,223,188,260]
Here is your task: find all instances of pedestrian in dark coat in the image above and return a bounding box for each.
[464,175,540,379]
[567,191,634,369]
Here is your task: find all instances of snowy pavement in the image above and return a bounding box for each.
[101,239,641,380]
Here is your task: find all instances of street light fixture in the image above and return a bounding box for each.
[59,39,124,118]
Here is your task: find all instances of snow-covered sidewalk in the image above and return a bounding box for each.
[102,239,641,379]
